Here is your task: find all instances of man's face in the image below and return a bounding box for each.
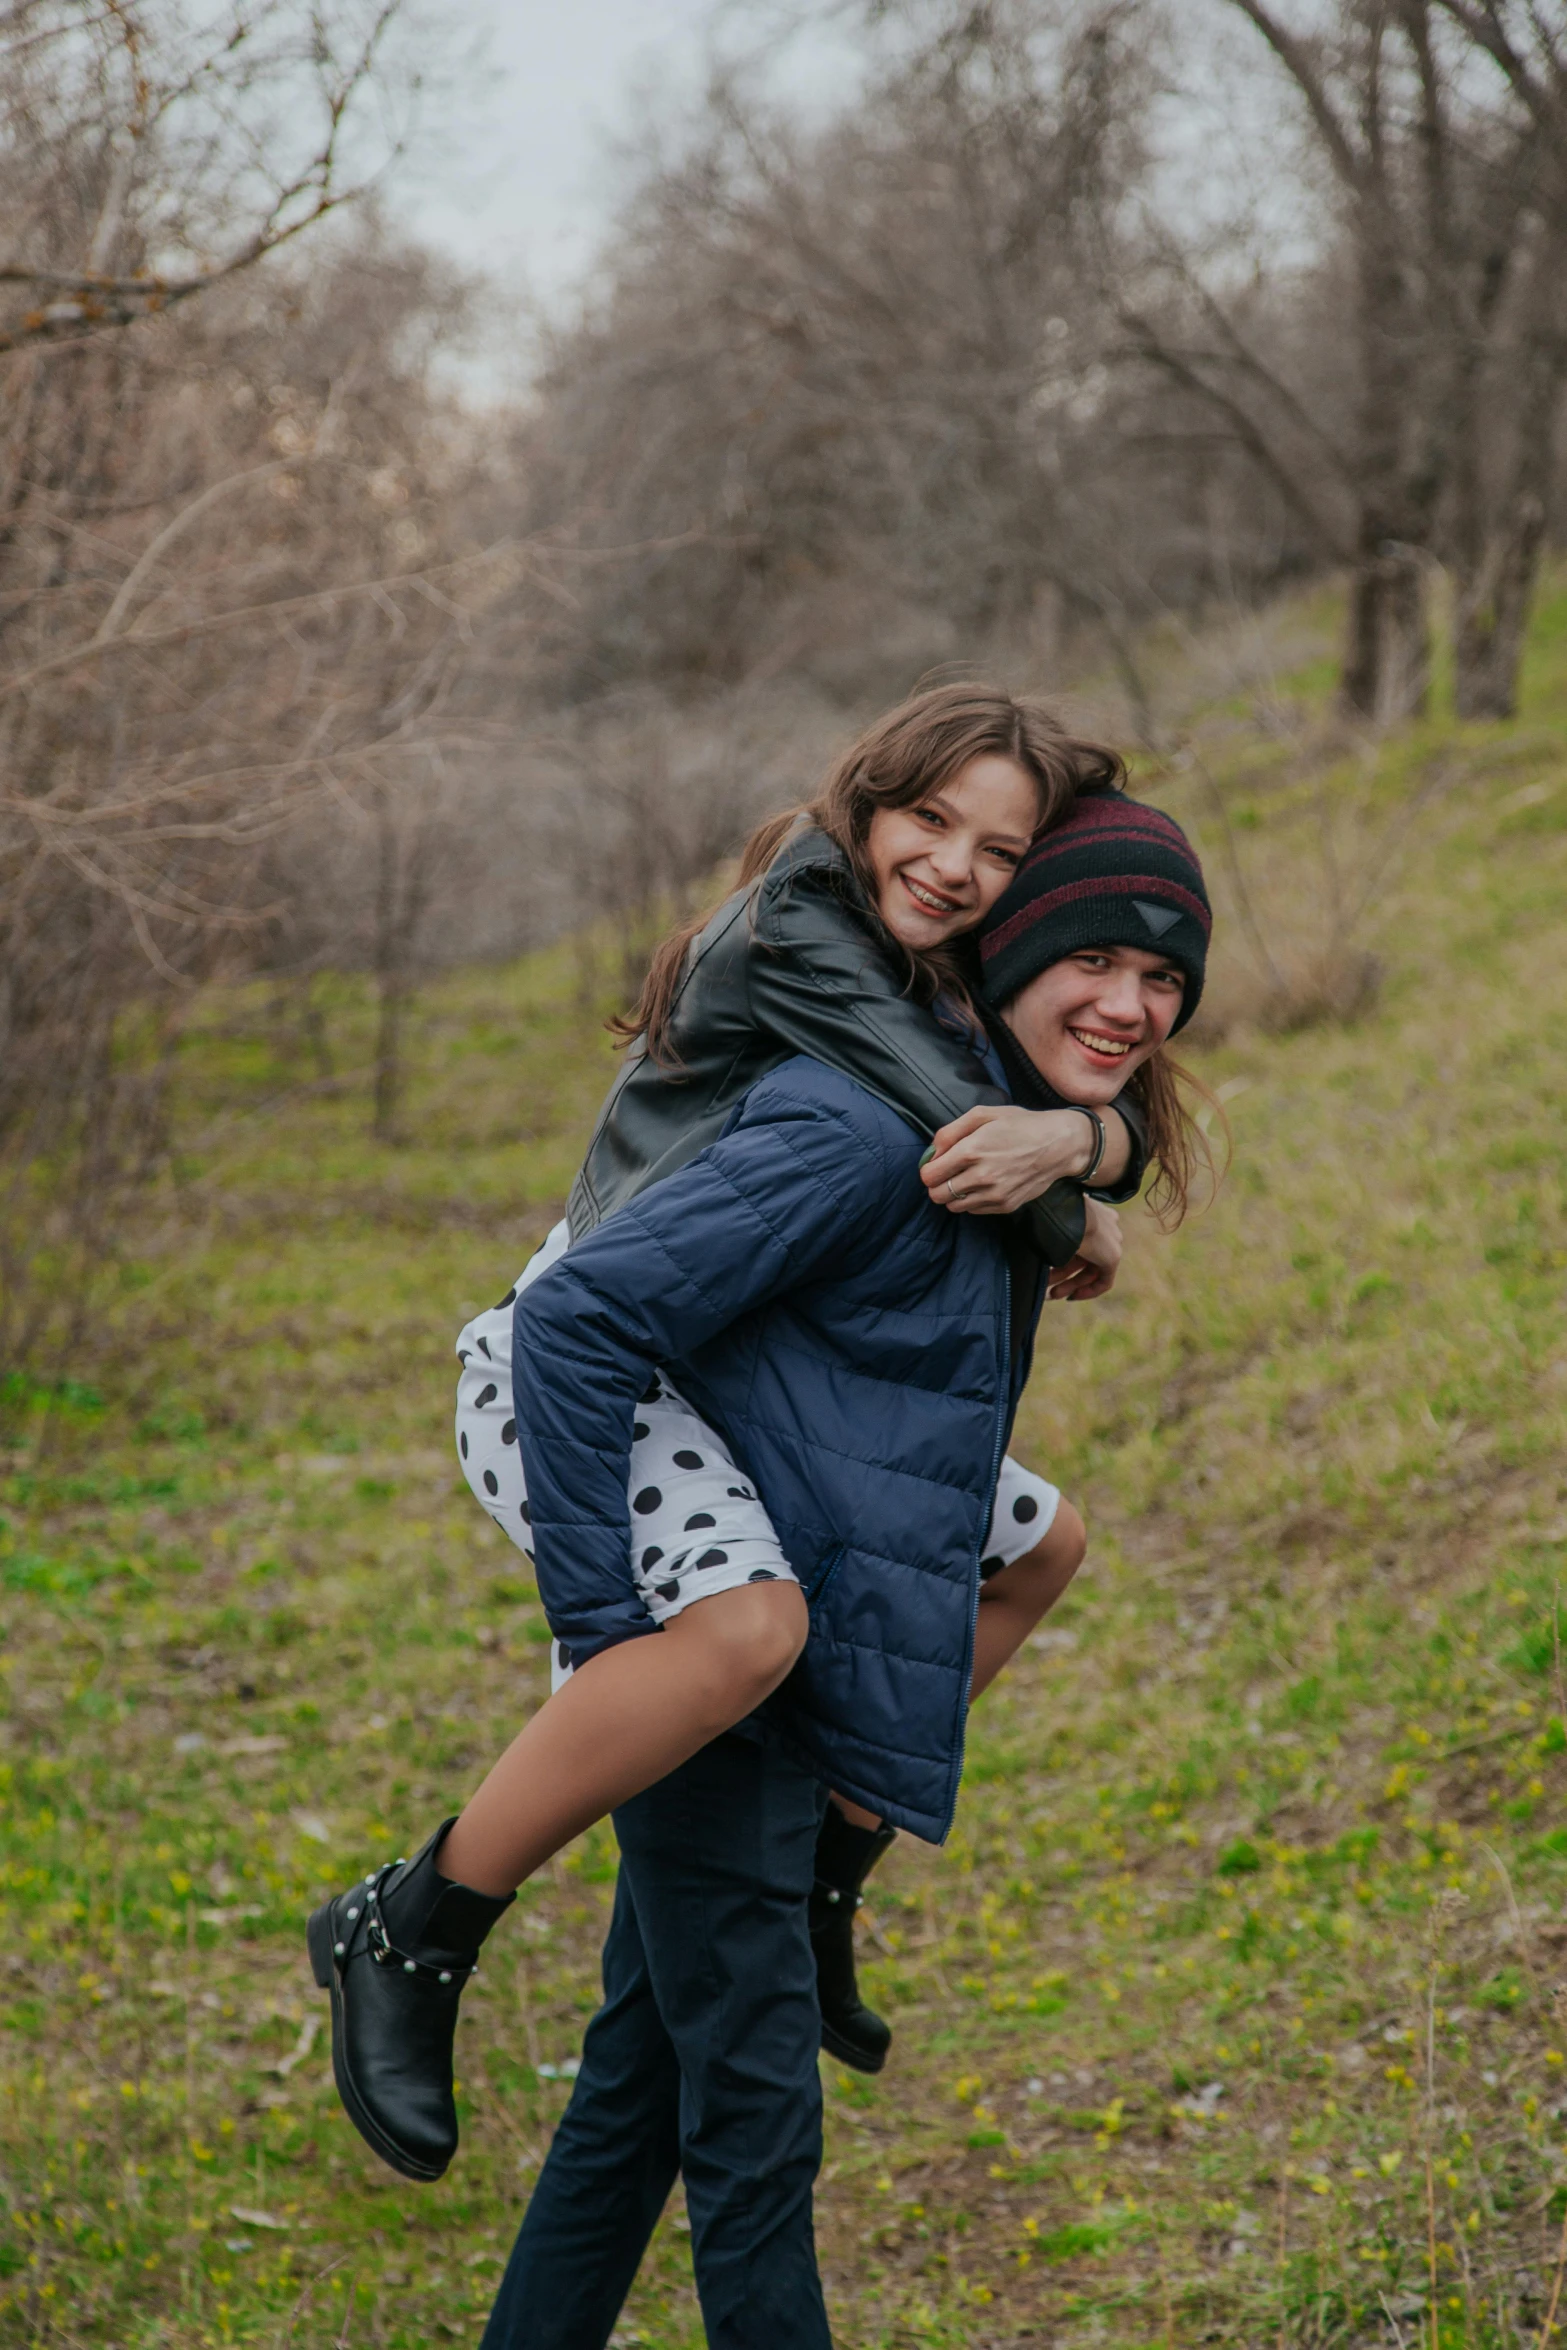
[1001,944,1186,1102]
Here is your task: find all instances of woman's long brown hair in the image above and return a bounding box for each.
[612,680,1126,1057]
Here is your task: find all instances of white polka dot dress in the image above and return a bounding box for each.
[456,1222,1059,1691]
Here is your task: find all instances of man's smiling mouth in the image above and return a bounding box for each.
[1069,1027,1133,1060]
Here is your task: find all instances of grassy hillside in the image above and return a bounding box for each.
[2,592,1566,2349]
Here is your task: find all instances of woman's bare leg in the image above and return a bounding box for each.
[439,1583,808,1896]
[831,1503,1087,1830]
[970,1499,1086,1700]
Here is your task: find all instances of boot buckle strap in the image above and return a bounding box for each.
[362,1873,475,1986]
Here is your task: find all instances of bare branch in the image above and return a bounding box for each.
[0,192,351,352]
[0,553,499,703]
[0,0,412,354]
[92,457,314,645]
[1117,307,1354,561]
[1435,0,1558,126]
[1143,228,1359,490]
[1223,0,1368,187]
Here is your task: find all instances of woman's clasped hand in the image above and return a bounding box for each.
[920,1101,1113,1218]
[1045,1197,1125,1301]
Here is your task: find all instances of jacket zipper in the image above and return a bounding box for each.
[807,1541,846,1608]
[940,1251,1010,1840]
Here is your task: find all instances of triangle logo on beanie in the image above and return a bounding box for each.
[1133,899,1181,937]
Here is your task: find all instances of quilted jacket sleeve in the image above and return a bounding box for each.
[513,1064,902,1665]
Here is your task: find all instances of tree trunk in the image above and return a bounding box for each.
[1451,317,1563,722]
[299,978,334,1081]
[372,969,407,1144]
[1341,208,1436,726]
[364,752,454,1137]
[1340,543,1431,724]
[369,789,429,1146]
[1452,491,1548,721]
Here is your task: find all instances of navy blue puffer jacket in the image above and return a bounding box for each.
[512,1056,1046,1843]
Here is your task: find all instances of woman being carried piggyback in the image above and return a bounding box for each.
[306,688,1214,2273]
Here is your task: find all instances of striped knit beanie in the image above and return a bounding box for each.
[979,790,1211,1032]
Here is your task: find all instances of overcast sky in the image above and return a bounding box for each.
[388,2,1281,396]
[399,1,866,313]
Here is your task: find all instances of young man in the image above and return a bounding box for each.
[473,794,1209,2348]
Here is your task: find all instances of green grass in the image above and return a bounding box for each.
[2,595,1567,2346]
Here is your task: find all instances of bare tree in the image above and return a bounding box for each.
[0,1,523,1378]
[0,0,415,355]
[510,4,1278,711]
[1122,0,1567,723]
[1433,0,1567,714]
[526,685,840,1006]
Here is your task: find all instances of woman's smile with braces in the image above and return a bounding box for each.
[901,871,964,914]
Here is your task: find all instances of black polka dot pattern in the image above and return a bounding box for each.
[460,1232,1063,1732]
[452,1242,1078,1714]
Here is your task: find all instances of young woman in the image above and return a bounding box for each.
[307,692,1197,2183]
[563,684,1151,1268]
[455,687,1149,2078]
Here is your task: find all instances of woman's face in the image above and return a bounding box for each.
[866,755,1039,952]
[1001,945,1185,1103]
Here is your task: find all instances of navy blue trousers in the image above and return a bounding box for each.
[480,1727,832,2350]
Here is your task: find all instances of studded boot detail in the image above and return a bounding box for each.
[810,1802,897,2075]
[307,1819,513,2181]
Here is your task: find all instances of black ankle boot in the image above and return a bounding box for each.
[810,1803,896,2075]
[307,1820,513,2181]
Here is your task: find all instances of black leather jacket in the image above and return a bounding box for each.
[566,827,1145,1267]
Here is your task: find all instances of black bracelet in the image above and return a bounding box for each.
[1071,1105,1106,1185]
